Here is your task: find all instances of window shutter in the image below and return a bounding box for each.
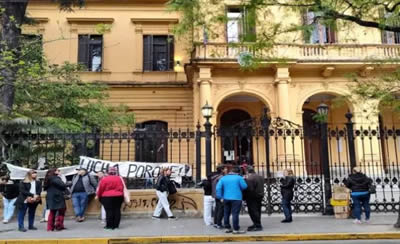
[78,35,89,69]
[328,25,336,43]
[143,35,153,71]
[168,36,174,71]
[244,7,256,42]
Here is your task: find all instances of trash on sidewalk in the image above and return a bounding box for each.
[332,185,350,219]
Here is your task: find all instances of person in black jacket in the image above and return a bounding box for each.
[280,169,295,223]
[0,175,19,224]
[152,168,176,219]
[43,168,67,231]
[211,165,225,229]
[15,169,42,232]
[344,167,372,224]
[244,166,265,231]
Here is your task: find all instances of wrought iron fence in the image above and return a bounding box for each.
[1,113,399,214]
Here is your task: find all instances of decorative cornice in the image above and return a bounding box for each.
[130,18,179,24]
[67,17,115,24]
[31,17,49,23]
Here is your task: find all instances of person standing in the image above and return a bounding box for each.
[95,171,107,225]
[198,175,214,225]
[70,168,97,222]
[97,167,124,230]
[152,168,176,219]
[43,168,67,231]
[0,175,19,224]
[344,167,372,224]
[244,166,264,231]
[216,166,247,234]
[211,165,225,229]
[280,169,295,223]
[15,170,42,232]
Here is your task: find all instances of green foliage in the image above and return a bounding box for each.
[1,35,135,132]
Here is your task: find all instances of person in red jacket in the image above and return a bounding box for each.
[96,167,124,230]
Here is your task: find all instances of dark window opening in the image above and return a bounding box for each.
[135,121,168,162]
[303,11,336,44]
[226,7,256,42]
[78,34,103,72]
[143,35,174,71]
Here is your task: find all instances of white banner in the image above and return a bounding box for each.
[78,156,192,184]
[3,156,192,185]
[3,163,78,180]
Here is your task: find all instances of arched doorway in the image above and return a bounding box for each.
[301,93,350,175]
[216,94,269,166]
[220,109,253,164]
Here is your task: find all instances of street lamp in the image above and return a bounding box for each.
[202,101,213,176]
[317,102,334,215]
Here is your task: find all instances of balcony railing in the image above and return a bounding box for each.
[193,42,400,62]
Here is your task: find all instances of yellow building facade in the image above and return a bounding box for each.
[25,0,400,177]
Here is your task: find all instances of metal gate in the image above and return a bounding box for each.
[212,116,325,214]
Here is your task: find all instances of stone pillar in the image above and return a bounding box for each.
[198,67,213,125]
[275,66,291,120]
[197,66,213,177]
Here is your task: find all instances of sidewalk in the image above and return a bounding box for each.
[0,214,399,243]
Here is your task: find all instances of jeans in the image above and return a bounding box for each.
[101,196,123,229]
[2,197,17,221]
[281,198,292,220]
[72,192,89,217]
[247,197,263,228]
[214,199,224,226]
[223,200,242,231]
[18,203,38,229]
[351,193,370,221]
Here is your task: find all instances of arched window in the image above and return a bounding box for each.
[135,121,168,162]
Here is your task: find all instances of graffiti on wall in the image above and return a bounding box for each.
[122,193,198,211]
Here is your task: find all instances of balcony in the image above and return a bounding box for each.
[193,42,400,63]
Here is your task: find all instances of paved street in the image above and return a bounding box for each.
[0,214,399,240]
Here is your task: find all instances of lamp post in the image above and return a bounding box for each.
[202,101,213,177]
[317,103,334,215]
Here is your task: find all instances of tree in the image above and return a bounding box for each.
[0,0,85,115]
[0,35,134,166]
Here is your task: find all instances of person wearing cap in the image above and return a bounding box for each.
[70,167,97,222]
[15,169,42,232]
[243,166,264,231]
[97,167,124,230]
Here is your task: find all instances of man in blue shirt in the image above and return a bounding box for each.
[216,166,248,234]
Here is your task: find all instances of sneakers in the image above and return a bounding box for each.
[232,229,246,234]
[18,228,27,232]
[225,228,233,233]
[213,224,224,229]
[28,226,38,230]
[353,219,362,224]
[40,218,46,223]
[152,216,161,220]
[363,219,370,224]
[2,220,8,224]
[168,216,177,220]
[248,226,263,231]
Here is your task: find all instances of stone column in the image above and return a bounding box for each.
[275,66,291,120]
[197,66,213,178]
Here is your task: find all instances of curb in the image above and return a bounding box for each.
[2,232,400,243]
